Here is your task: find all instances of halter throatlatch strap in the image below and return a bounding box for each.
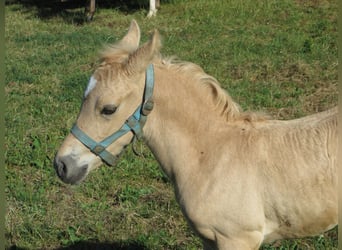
[71,64,155,166]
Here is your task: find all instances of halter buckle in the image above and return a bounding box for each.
[92,145,106,154]
[142,99,154,116]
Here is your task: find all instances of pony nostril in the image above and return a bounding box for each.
[60,162,67,177]
[54,157,67,179]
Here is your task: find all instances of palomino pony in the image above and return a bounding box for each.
[54,20,338,249]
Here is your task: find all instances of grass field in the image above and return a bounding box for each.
[5,0,338,249]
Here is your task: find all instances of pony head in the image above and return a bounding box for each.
[54,20,161,184]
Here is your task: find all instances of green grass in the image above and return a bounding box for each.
[5,0,338,249]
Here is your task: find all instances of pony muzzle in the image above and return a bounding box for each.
[54,155,88,185]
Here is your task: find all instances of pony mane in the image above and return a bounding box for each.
[97,40,267,123]
[159,57,268,122]
[98,43,136,64]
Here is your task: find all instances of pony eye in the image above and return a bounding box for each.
[101,105,117,115]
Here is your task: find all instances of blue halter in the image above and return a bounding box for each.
[70,64,155,166]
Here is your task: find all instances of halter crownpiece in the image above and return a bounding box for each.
[70,64,155,166]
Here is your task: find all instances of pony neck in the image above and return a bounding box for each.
[143,63,230,183]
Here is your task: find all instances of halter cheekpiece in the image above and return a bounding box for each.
[71,64,155,166]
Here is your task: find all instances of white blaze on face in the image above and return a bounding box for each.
[84,75,97,97]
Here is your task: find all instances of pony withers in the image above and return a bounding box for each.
[54,20,337,249]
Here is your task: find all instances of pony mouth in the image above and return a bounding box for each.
[63,166,88,185]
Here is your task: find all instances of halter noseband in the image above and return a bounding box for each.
[70,64,155,166]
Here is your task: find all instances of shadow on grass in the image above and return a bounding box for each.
[54,241,149,250]
[8,240,149,250]
[5,0,151,24]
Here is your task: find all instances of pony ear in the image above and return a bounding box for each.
[99,20,140,64]
[118,19,141,51]
[127,29,161,74]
